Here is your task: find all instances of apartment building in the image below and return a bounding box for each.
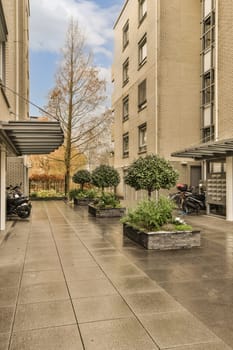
[0,0,63,230]
[112,0,233,220]
[112,0,201,203]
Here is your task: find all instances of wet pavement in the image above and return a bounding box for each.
[0,201,232,349]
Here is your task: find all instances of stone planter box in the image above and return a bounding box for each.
[123,224,201,250]
[73,198,93,206]
[88,204,126,218]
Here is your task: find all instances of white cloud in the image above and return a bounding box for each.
[29,0,123,115]
[30,0,120,57]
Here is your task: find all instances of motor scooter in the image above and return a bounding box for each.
[6,185,32,218]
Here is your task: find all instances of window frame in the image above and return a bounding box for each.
[139,0,147,24]
[138,123,147,153]
[122,58,129,86]
[138,33,147,67]
[138,79,147,110]
[122,20,129,50]
[122,132,129,158]
[122,95,129,122]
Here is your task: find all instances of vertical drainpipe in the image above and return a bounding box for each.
[215,0,218,141]
[155,0,160,155]
[155,0,160,201]
[15,0,19,120]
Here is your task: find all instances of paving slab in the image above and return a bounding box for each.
[63,265,106,281]
[165,342,232,350]
[18,281,69,304]
[73,294,133,323]
[124,290,183,315]
[67,278,117,299]
[21,269,65,286]
[139,310,218,348]
[112,275,162,294]
[0,306,14,333]
[10,325,84,350]
[0,287,18,307]
[79,318,159,350]
[0,333,10,350]
[13,300,76,332]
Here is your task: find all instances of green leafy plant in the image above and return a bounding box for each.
[91,165,120,193]
[93,192,121,209]
[121,197,192,232]
[121,197,176,231]
[69,188,97,200]
[124,154,178,198]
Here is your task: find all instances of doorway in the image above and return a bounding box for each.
[190,165,202,191]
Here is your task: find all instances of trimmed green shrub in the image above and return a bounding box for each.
[92,165,120,193]
[124,154,178,198]
[72,170,92,191]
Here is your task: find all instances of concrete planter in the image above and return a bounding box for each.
[73,198,93,206]
[123,224,201,250]
[88,204,126,218]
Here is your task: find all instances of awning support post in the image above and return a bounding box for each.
[0,145,6,230]
[226,157,233,221]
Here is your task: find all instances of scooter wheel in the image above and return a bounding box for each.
[17,206,31,219]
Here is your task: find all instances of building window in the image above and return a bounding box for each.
[122,20,129,50]
[139,0,147,24]
[204,0,215,17]
[122,95,129,121]
[138,123,147,153]
[122,58,129,86]
[202,70,214,105]
[202,12,215,51]
[123,132,129,158]
[202,125,214,143]
[138,79,147,110]
[138,34,147,67]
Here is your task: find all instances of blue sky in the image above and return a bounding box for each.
[29,0,125,116]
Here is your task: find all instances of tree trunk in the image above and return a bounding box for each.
[148,190,152,200]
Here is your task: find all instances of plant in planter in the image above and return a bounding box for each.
[88,165,125,217]
[122,155,200,249]
[121,197,192,232]
[71,170,95,205]
[69,188,97,205]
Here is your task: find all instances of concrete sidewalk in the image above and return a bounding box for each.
[0,201,232,349]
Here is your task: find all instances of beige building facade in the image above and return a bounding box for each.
[0,0,29,121]
[0,0,63,230]
[113,0,233,220]
[112,0,201,203]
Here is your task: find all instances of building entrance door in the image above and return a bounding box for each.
[190,165,201,191]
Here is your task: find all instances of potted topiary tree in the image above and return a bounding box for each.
[71,169,96,205]
[88,165,125,217]
[124,154,178,198]
[122,155,200,250]
[72,170,92,191]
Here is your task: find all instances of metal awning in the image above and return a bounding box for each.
[171,138,233,160]
[0,120,64,156]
